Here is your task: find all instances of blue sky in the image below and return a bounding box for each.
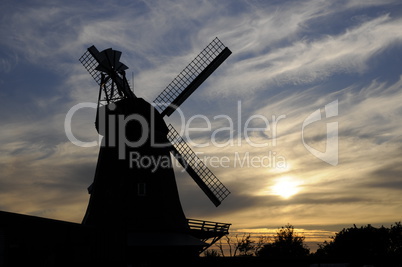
[1,0,402,249]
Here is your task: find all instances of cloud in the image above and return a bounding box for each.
[207,13,402,97]
[176,74,402,228]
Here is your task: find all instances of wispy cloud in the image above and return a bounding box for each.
[207,13,402,97]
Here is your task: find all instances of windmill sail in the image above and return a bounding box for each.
[153,37,232,117]
[167,124,230,207]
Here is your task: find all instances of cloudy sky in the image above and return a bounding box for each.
[1,0,402,250]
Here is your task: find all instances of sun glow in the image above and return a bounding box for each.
[271,177,301,199]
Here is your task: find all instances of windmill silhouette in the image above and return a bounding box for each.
[79,37,232,262]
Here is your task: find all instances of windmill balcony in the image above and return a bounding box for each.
[187,218,230,243]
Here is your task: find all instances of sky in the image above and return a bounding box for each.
[1,0,402,251]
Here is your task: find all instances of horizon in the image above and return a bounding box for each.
[1,0,402,252]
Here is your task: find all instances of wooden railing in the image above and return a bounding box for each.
[187,219,231,234]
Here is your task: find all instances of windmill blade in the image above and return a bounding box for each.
[79,45,135,103]
[166,124,230,207]
[153,37,232,117]
[79,45,104,86]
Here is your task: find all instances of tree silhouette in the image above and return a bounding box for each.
[215,234,253,257]
[203,249,220,257]
[315,222,402,262]
[212,233,269,257]
[257,224,310,259]
[389,222,402,256]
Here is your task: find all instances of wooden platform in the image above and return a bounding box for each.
[187,218,231,251]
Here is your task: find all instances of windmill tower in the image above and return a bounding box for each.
[79,38,232,264]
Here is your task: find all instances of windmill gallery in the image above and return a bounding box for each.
[0,38,235,266]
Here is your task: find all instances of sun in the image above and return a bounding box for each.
[271,177,300,199]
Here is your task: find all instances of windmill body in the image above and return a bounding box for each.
[83,98,188,234]
[79,38,232,261]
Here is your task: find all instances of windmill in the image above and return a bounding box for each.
[79,37,232,263]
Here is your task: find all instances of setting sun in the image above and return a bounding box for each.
[271,177,300,199]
